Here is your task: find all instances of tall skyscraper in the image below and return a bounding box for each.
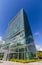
[3,9,36,60]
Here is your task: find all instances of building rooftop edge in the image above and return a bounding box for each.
[8,8,24,26]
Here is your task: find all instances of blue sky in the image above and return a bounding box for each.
[0,0,42,50]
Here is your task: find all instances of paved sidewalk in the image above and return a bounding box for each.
[0,61,42,65]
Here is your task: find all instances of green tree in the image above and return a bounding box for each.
[36,51,42,59]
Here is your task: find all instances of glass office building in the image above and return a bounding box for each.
[3,9,36,60]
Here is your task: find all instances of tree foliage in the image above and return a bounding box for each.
[36,51,42,59]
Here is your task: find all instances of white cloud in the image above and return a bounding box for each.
[0,36,2,41]
[34,32,40,36]
[0,36,5,44]
[36,44,42,51]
